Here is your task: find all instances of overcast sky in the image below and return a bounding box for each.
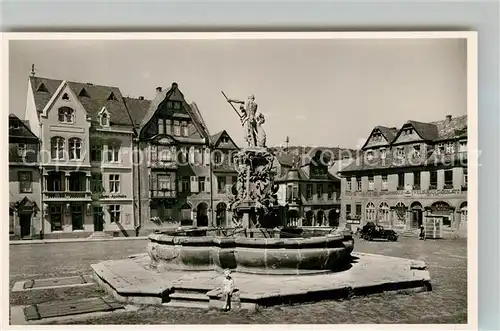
[9,38,467,149]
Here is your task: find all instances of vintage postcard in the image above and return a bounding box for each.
[1,31,477,329]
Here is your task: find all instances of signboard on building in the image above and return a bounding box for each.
[424,216,443,239]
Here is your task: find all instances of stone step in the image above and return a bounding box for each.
[163,301,209,309]
[88,232,113,239]
[169,292,209,302]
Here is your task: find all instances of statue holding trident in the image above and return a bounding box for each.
[221,92,258,148]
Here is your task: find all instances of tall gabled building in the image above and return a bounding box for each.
[130,83,240,233]
[339,115,468,237]
[24,76,137,238]
[9,114,41,239]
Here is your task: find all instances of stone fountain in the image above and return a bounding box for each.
[92,94,431,311]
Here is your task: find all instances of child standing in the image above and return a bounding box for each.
[222,269,234,311]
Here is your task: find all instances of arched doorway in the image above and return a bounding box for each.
[316,210,325,226]
[328,209,339,227]
[196,202,209,227]
[410,201,423,229]
[304,210,314,226]
[180,203,192,226]
[366,202,376,222]
[378,202,390,225]
[287,209,299,227]
[394,202,407,227]
[460,201,467,224]
[215,202,227,227]
[431,201,452,227]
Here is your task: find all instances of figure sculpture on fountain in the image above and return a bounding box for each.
[223,93,276,229]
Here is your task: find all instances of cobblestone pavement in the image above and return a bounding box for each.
[9,236,467,324]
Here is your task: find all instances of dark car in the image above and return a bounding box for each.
[359,222,398,241]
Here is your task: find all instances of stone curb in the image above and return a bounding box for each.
[10,237,149,245]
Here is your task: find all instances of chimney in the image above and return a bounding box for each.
[156,87,162,94]
[138,96,144,100]
[446,115,452,123]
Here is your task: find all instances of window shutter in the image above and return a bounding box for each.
[178,178,183,193]
[204,148,211,166]
[204,176,210,192]
[189,147,195,164]
[190,176,198,193]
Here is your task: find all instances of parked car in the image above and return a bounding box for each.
[359,222,398,241]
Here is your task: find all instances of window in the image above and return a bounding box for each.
[366,150,373,161]
[381,174,388,191]
[463,168,468,190]
[158,174,171,191]
[91,142,102,162]
[380,148,386,160]
[396,147,405,158]
[19,171,32,193]
[397,173,405,190]
[217,176,226,193]
[327,183,334,200]
[51,137,65,160]
[379,202,390,222]
[69,138,82,160]
[198,177,206,192]
[91,174,104,193]
[62,93,70,101]
[444,170,453,189]
[37,83,48,93]
[71,205,84,230]
[459,141,467,153]
[109,174,120,193]
[430,171,438,189]
[50,205,63,231]
[346,204,352,218]
[107,143,120,162]
[173,120,181,136]
[78,88,90,98]
[221,136,229,144]
[355,203,362,217]
[167,101,182,110]
[368,176,374,191]
[180,177,190,193]
[188,147,195,164]
[109,205,121,223]
[47,173,62,191]
[107,92,117,101]
[306,184,313,199]
[346,178,352,191]
[413,172,421,189]
[17,143,27,157]
[356,177,362,191]
[58,107,74,123]
[436,144,445,155]
[182,121,189,137]
[317,184,323,200]
[165,119,172,135]
[204,148,211,166]
[101,112,109,126]
[366,202,376,221]
[158,118,164,134]
[395,202,407,226]
[214,151,222,164]
[412,145,421,158]
[445,142,454,154]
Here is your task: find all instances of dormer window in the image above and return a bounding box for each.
[79,88,90,98]
[412,145,421,158]
[99,108,110,127]
[395,147,405,158]
[445,142,454,154]
[37,83,48,93]
[58,107,74,123]
[436,143,445,155]
[221,136,229,144]
[459,141,467,153]
[107,92,117,101]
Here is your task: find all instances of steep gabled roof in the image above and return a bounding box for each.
[432,115,468,141]
[394,120,439,142]
[138,83,211,142]
[29,76,133,127]
[377,126,398,143]
[123,97,151,128]
[210,130,239,149]
[9,113,38,140]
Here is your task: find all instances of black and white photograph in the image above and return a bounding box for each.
[3,32,477,327]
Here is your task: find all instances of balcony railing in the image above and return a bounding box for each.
[149,160,178,169]
[150,189,176,198]
[44,191,91,199]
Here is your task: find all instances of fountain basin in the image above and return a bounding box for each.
[148,229,354,275]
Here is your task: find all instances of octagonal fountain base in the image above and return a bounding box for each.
[91,232,431,310]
